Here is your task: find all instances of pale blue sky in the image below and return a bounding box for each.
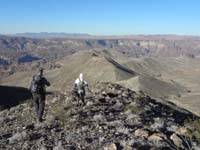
[0,0,199,35]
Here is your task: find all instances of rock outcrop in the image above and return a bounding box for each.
[0,82,199,149]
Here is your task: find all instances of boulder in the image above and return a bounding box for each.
[150,118,165,131]
[176,127,188,136]
[124,146,132,150]
[9,131,28,144]
[40,146,48,150]
[86,101,93,106]
[134,129,149,138]
[53,141,64,150]
[170,133,183,148]
[148,133,167,143]
[166,124,178,132]
[104,143,117,150]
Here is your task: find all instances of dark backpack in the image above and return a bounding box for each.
[31,75,43,93]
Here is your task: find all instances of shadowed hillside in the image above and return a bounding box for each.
[0,86,31,109]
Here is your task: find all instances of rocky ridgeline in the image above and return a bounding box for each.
[0,82,199,150]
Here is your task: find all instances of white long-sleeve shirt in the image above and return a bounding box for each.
[74,78,88,88]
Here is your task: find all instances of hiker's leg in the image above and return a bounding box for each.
[77,91,81,106]
[81,96,85,105]
[81,90,86,105]
[38,94,45,122]
[32,93,39,119]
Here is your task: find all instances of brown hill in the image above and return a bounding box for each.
[2,52,136,91]
[118,75,186,99]
[2,51,200,116]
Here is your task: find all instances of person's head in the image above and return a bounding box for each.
[79,73,83,81]
[38,67,44,76]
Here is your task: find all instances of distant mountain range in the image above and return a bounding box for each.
[5,33,92,39]
[2,32,200,40]
[0,35,200,66]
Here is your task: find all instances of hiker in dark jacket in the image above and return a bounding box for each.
[30,68,50,122]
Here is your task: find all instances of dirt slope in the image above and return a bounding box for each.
[2,52,136,91]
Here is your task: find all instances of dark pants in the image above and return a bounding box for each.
[74,89,85,105]
[32,93,45,122]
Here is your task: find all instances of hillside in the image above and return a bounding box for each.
[1,35,200,82]
[1,52,136,91]
[3,51,200,116]
[0,83,199,149]
[118,75,186,99]
[1,34,200,117]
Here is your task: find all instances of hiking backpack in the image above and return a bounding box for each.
[31,75,43,93]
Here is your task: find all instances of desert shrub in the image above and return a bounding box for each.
[184,117,200,145]
[125,103,142,114]
[52,104,68,127]
[116,127,129,134]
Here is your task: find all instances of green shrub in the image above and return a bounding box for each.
[125,103,142,114]
[52,104,68,127]
[184,117,200,144]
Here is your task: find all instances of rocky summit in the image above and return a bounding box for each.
[0,83,200,150]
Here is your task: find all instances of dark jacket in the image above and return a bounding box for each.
[30,75,50,94]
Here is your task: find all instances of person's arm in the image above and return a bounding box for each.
[74,79,78,90]
[84,80,89,88]
[74,78,79,88]
[74,83,77,88]
[43,78,50,86]
[46,80,50,86]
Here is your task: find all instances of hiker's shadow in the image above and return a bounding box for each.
[0,85,32,109]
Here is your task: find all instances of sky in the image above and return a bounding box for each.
[0,0,199,35]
